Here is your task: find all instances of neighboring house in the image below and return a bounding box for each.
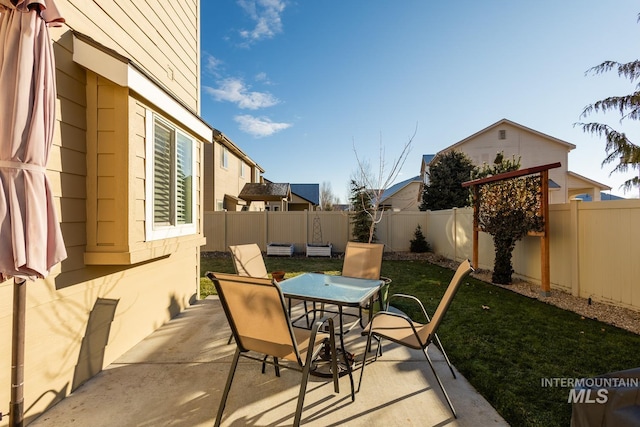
[435,118,611,203]
[572,192,625,201]
[0,0,211,420]
[379,154,435,212]
[234,182,320,211]
[203,129,265,212]
[379,176,423,211]
[289,183,320,211]
[420,154,436,186]
[239,181,292,211]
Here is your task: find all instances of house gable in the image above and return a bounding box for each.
[439,118,577,203]
[380,176,422,211]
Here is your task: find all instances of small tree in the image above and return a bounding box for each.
[420,150,476,211]
[409,224,431,253]
[352,128,415,243]
[349,179,374,242]
[319,181,339,211]
[473,152,544,284]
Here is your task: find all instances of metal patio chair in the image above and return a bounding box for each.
[229,243,268,278]
[357,259,474,418]
[207,272,340,427]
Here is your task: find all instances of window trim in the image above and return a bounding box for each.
[220,145,229,169]
[145,110,197,241]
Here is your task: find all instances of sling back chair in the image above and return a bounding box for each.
[207,272,341,427]
[229,244,268,278]
[229,243,309,335]
[357,259,473,418]
[340,242,390,327]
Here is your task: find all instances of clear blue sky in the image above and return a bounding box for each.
[200,1,639,202]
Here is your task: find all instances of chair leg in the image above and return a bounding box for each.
[357,331,375,393]
[294,360,313,427]
[433,333,456,379]
[227,333,234,345]
[422,347,457,418]
[261,355,280,377]
[215,347,241,427]
[326,336,339,393]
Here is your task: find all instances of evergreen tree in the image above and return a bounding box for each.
[348,179,375,242]
[577,14,640,194]
[420,150,476,211]
[409,224,431,253]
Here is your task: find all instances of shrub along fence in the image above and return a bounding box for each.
[203,198,640,312]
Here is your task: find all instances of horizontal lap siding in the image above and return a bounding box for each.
[50,27,87,277]
[63,0,198,110]
[0,1,203,418]
[95,78,128,248]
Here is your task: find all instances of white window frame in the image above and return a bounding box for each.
[145,110,197,241]
[221,145,229,169]
[240,160,245,178]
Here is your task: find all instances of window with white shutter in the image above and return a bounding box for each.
[146,112,196,240]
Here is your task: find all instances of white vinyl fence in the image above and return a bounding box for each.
[203,199,640,312]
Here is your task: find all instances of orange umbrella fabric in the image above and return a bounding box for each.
[0,0,66,282]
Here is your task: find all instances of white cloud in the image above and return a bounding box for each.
[203,53,223,76]
[255,71,272,84]
[203,78,279,109]
[237,0,286,42]
[235,114,292,137]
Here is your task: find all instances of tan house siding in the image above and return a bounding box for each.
[203,132,264,212]
[61,0,199,110]
[0,1,208,421]
[446,120,572,204]
[383,182,422,211]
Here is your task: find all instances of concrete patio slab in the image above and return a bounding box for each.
[30,297,508,426]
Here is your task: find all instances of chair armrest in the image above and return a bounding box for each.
[388,293,431,321]
[368,309,420,336]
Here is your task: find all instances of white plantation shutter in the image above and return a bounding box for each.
[154,121,173,225]
[146,112,196,240]
[176,132,193,224]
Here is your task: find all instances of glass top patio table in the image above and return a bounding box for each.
[278,273,383,306]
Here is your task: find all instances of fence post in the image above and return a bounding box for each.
[223,211,228,251]
[263,210,268,251]
[570,198,581,297]
[453,207,458,262]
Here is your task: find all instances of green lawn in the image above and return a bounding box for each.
[200,254,640,427]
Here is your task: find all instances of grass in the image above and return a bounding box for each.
[200,255,640,427]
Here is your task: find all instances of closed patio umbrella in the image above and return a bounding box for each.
[0,1,66,425]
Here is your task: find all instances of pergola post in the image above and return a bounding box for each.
[540,170,551,296]
[472,186,479,269]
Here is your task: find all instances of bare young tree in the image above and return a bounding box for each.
[319,181,339,210]
[351,127,416,243]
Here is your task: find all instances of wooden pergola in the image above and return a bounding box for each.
[462,162,561,296]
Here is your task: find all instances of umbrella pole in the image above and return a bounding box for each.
[10,277,26,427]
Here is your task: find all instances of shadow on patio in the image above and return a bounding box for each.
[30,298,507,426]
